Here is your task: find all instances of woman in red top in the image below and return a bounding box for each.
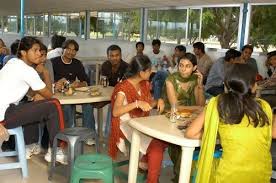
[109,55,167,183]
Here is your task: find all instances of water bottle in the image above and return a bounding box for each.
[170,104,177,123]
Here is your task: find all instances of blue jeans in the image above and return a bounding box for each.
[62,104,96,131]
[152,70,168,99]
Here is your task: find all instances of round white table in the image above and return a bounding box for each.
[128,115,200,183]
[53,85,113,141]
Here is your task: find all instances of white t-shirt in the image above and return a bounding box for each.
[0,58,46,121]
[146,50,166,65]
[47,48,63,60]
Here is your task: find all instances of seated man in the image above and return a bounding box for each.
[240,44,258,74]
[205,49,241,96]
[101,45,129,87]
[51,39,96,144]
[169,45,186,73]
[193,42,213,84]
[136,41,144,56]
[2,39,20,66]
[146,39,169,70]
[47,34,66,60]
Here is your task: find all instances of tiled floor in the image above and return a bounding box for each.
[0,143,174,183]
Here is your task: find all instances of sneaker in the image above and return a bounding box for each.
[25,143,42,159]
[44,147,68,165]
[85,138,95,146]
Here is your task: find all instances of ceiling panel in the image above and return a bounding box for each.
[0,0,275,15]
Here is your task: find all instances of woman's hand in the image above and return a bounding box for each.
[0,124,9,142]
[157,99,165,113]
[137,101,152,112]
[55,78,67,91]
[194,70,204,86]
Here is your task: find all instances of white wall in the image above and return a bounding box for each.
[0,34,269,77]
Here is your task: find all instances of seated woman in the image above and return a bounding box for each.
[108,55,166,183]
[260,50,276,88]
[0,36,66,164]
[185,64,275,183]
[162,53,205,182]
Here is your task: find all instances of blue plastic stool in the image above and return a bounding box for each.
[191,149,222,183]
[0,126,28,178]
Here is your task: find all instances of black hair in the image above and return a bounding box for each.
[178,52,197,66]
[40,42,47,52]
[62,39,79,51]
[136,41,144,48]
[51,34,66,49]
[152,39,161,46]
[193,42,205,54]
[17,36,41,58]
[175,45,186,53]
[10,39,20,55]
[224,49,241,62]
[241,44,253,52]
[125,55,152,78]
[106,44,121,55]
[218,64,269,127]
[267,50,276,60]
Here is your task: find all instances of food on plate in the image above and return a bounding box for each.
[90,91,101,96]
[74,86,90,92]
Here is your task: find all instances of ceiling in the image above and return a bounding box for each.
[0,0,275,15]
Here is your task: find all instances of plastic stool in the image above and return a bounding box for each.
[71,154,113,183]
[0,126,28,178]
[48,127,99,181]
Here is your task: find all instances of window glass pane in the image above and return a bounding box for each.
[34,15,44,36]
[3,16,17,33]
[51,14,67,35]
[201,7,240,49]
[67,13,79,37]
[25,15,35,35]
[90,10,140,41]
[44,14,49,36]
[147,9,187,44]
[250,5,276,52]
[188,9,201,44]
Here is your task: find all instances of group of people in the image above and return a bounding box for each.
[104,39,276,183]
[0,35,276,183]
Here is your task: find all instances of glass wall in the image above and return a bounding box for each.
[67,13,80,37]
[90,10,140,41]
[147,9,187,44]
[51,13,67,35]
[249,5,276,52]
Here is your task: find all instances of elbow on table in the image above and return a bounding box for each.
[184,130,200,139]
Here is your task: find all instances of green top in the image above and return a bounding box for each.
[162,72,198,109]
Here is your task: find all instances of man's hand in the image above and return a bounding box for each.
[0,124,9,142]
[35,64,47,74]
[55,78,67,91]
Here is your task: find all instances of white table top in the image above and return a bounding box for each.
[129,115,200,147]
[53,85,113,105]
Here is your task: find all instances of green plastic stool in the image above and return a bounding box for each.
[71,154,113,183]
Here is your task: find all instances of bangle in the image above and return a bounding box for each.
[135,100,138,108]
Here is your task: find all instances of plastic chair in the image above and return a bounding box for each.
[190,149,222,183]
[71,154,113,183]
[48,127,99,181]
[0,126,28,178]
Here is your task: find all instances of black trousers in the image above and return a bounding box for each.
[2,98,64,147]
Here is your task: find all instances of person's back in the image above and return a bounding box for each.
[214,99,271,183]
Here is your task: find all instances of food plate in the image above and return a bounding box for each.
[90,87,99,92]
[90,91,102,97]
[74,87,90,92]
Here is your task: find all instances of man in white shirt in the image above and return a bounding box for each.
[47,34,66,60]
[0,36,66,164]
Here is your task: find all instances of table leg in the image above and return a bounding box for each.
[179,146,195,183]
[97,107,103,141]
[96,64,100,85]
[128,129,141,183]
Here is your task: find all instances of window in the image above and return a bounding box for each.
[249,5,276,52]
[201,7,240,49]
[51,14,67,35]
[3,16,17,33]
[67,13,80,37]
[90,10,140,41]
[147,9,187,44]
[34,14,45,36]
[25,15,35,35]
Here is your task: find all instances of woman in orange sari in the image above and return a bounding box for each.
[109,55,166,183]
